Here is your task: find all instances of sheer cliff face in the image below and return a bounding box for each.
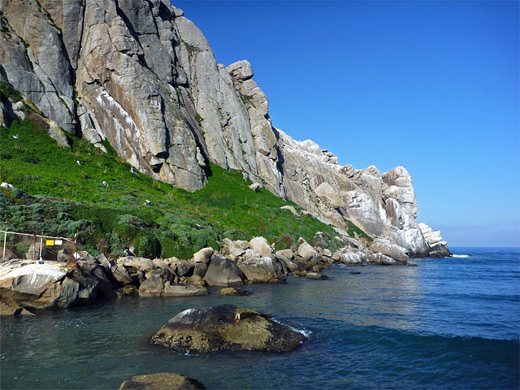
[0,0,433,256]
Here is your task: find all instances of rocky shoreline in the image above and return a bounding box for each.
[0,233,443,316]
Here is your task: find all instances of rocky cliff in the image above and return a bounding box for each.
[0,0,450,258]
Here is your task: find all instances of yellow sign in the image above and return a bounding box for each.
[46,240,55,246]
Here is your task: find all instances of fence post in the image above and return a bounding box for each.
[39,236,43,261]
[2,231,6,262]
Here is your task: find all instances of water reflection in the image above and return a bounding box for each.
[2,255,518,390]
[284,265,424,332]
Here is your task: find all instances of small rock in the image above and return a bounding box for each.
[248,183,260,192]
[216,287,251,296]
[305,272,327,280]
[162,283,207,297]
[0,182,14,190]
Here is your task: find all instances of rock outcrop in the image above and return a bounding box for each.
[0,259,116,312]
[150,304,306,353]
[419,223,452,257]
[0,0,448,257]
[119,373,206,390]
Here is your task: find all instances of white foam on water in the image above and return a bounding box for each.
[453,255,471,258]
[272,317,312,337]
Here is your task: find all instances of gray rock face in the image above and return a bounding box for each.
[419,223,452,257]
[203,255,243,286]
[0,1,447,255]
[237,256,286,283]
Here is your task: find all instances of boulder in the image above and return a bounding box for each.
[248,183,261,192]
[241,249,262,261]
[150,304,306,353]
[334,249,369,265]
[166,258,193,277]
[192,248,214,264]
[117,257,156,273]
[297,242,318,262]
[203,255,243,286]
[237,257,286,283]
[94,253,112,269]
[305,272,327,280]
[221,239,248,260]
[186,274,205,286]
[368,239,409,263]
[226,60,254,81]
[138,274,165,297]
[191,262,208,279]
[216,287,251,296]
[111,264,134,286]
[0,259,116,310]
[119,373,206,390]
[275,249,294,260]
[162,283,207,297]
[295,254,323,270]
[275,254,300,272]
[249,237,273,258]
[0,261,66,301]
[366,251,401,265]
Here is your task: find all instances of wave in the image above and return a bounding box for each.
[453,254,471,258]
[272,317,313,338]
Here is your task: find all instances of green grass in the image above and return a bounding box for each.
[0,116,369,259]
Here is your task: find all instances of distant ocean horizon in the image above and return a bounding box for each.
[1,247,519,389]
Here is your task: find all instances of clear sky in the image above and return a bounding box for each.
[175,0,519,248]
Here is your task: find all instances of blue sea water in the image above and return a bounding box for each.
[1,247,519,389]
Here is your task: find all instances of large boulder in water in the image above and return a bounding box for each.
[150,304,306,353]
[119,372,206,390]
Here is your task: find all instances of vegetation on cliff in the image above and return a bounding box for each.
[0,117,369,258]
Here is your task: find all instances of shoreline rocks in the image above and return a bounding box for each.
[0,232,451,316]
[150,304,306,353]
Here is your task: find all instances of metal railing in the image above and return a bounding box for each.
[1,230,77,266]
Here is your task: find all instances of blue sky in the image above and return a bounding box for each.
[175,0,519,247]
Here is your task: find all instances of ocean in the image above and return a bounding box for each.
[1,247,519,389]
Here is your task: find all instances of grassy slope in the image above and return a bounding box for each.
[1,117,370,259]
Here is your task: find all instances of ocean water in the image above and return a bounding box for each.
[1,247,519,389]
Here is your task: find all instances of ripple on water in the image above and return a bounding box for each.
[1,251,519,389]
